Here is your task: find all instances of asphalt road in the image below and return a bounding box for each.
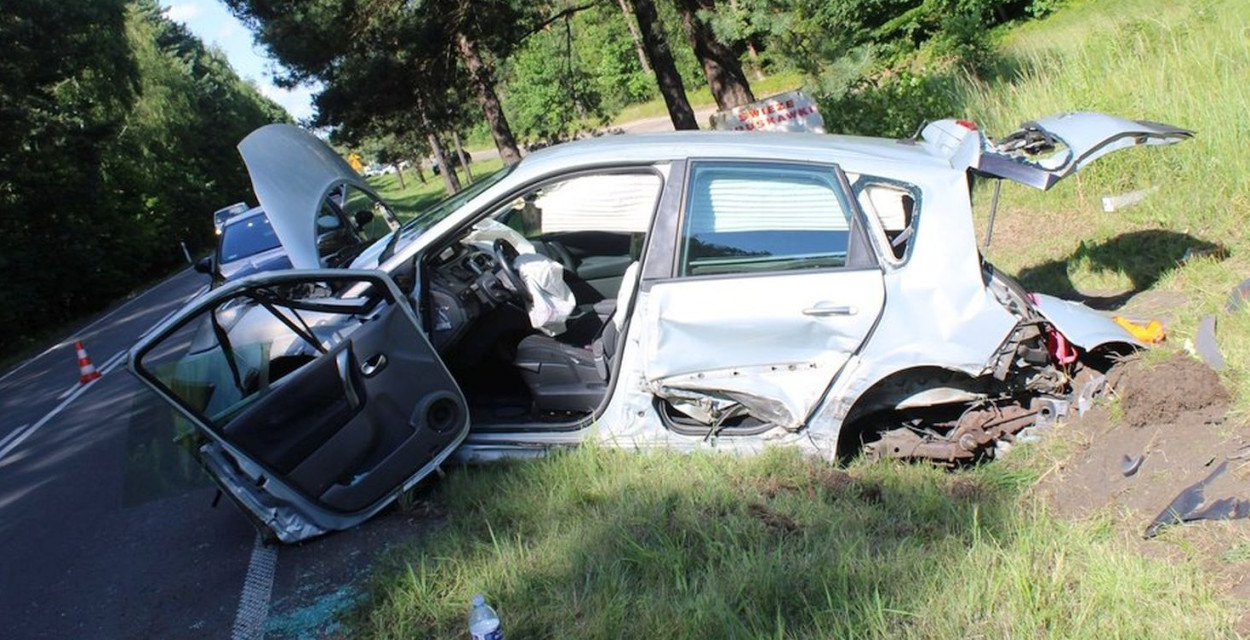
[0,268,430,639]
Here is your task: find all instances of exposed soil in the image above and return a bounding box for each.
[1037,353,1250,631]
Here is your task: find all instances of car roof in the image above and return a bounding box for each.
[515,131,951,177]
[221,206,267,228]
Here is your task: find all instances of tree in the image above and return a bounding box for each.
[615,0,652,73]
[672,0,755,110]
[225,0,534,166]
[455,27,522,165]
[0,0,286,357]
[626,0,698,129]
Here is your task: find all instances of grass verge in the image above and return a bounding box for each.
[353,446,1235,639]
[367,158,506,220]
[960,0,1250,408]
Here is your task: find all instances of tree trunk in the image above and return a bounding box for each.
[393,164,406,190]
[452,131,473,183]
[673,0,755,111]
[428,132,461,194]
[745,40,765,81]
[414,162,427,184]
[616,0,652,74]
[728,0,765,81]
[626,0,698,130]
[455,30,522,166]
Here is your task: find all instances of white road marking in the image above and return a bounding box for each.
[0,268,196,387]
[0,424,31,452]
[98,349,127,374]
[55,350,126,400]
[0,375,104,464]
[230,533,278,640]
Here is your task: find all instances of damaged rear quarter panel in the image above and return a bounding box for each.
[808,172,1021,449]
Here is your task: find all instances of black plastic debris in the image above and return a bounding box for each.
[1121,454,1143,477]
[1194,315,1225,371]
[1143,461,1250,538]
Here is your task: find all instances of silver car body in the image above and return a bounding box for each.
[131,115,1190,541]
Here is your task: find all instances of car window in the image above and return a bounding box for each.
[136,281,380,429]
[853,178,920,262]
[501,173,663,237]
[220,214,281,262]
[679,163,853,276]
[333,184,399,243]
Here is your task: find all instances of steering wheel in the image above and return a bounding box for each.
[491,238,532,305]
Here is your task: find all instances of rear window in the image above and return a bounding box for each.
[220,214,281,262]
[679,163,853,276]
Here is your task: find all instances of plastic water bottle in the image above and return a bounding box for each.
[468,594,503,640]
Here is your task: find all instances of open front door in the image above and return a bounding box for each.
[130,270,468,542]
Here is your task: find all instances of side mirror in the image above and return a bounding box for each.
[353,210,374,229]
[194,256,214,275]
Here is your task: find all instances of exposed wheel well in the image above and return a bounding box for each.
[836,367,985,462]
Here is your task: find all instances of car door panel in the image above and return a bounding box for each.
[644,269,885,428]
[130,270,468,540]
[640,160,884,431]
[222,338,361,477]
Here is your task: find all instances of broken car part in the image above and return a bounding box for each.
[1144,461,1250,539]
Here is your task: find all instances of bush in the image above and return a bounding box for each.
[818,69,962,138]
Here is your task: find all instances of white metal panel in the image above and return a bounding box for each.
[642,269,884,428]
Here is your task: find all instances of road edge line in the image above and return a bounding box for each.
[0,375,103,464]
[0,424,31,452]
[0,269,198,386]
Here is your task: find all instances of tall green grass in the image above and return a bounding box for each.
[352,447,1234,639]
[959,0,1250,405]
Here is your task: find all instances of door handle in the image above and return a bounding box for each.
[336,350,361,408]
[360,353,388,377]
[802,304,858,317]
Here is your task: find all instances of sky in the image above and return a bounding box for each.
[160,0,316,121]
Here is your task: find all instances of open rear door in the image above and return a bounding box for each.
[130,270,468,542]
[922,111,1192,190]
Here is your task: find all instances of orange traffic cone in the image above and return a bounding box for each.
[75,340,102,384]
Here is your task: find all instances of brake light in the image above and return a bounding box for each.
[956,119,978,131]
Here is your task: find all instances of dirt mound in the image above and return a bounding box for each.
[1037,353,1250,629]
[1042,353,1244,522]
[1110,353,1229,429]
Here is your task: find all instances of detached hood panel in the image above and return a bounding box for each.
[238,124,372,269]
[922,112,1193,190]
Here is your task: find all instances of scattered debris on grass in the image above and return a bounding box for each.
[1037,352,1250,627]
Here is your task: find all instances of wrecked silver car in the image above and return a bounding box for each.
[129,114,1191,542]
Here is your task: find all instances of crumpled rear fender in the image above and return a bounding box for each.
[1031,293,1143,351]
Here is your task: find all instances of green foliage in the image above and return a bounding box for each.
[0,0,286,357]
[502,17,609,144]
[819,69,961,137]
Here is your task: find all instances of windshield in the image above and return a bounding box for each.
[374,164,516,263]
[410,165,513,230]
[220,213,281,262]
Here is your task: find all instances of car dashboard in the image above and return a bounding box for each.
[423,242,513,352]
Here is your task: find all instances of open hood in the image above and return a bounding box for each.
[237,124,374,269]
[922,112,1192,190]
